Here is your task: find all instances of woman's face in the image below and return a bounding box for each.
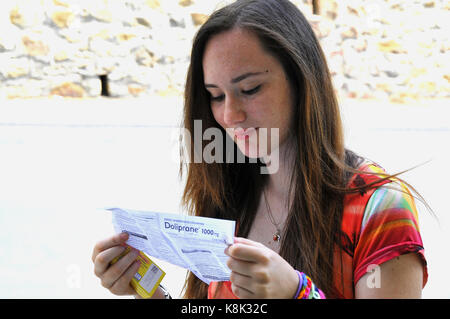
[202,28,294,160]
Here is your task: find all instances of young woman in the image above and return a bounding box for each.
[92,0,428,299]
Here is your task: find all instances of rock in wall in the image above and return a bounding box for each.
[0,0,448,103]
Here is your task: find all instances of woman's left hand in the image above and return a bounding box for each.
[225,237,299,298]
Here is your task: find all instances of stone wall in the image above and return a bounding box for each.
[0,0,448,102]
[313,0,449,102]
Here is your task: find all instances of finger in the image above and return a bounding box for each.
[94,246,126,277]
[233,237,263,247]
[110,260,141,296]
[101,248,140,289]
[226,256,254,277]
[231,281,255,299]
[230,270,253,289]
[227,243,269,263]
[92,233,129,262]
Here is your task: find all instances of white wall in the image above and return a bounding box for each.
[0,97,448,298]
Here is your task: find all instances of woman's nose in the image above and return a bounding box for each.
[223,96,246,127]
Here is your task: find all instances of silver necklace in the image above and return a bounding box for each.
[263,189,282,242]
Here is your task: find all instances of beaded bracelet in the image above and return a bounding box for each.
[302,275,312,299]
[293,271,303,299]
[297,272,308,299]
[293,271,326,299]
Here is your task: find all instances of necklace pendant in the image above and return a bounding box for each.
[273,231,280,242]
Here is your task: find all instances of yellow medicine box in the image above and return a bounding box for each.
[111,245,165,298]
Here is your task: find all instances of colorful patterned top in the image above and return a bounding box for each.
[208,162,428,299]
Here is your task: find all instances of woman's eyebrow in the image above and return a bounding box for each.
[205,71,266,88]
[231,71,265,83]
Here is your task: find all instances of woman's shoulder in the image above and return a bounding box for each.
[343,159,422,240]
[352,160,418,220]
[341,160,419,238]
[356,159,388,178]
[361,178,420,231]
[344,158,388,189]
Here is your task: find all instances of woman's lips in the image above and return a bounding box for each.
[234,127,257,140]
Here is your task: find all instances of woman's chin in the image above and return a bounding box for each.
[237,145,267,161]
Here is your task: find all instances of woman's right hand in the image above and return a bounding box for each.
[92,232,142,296]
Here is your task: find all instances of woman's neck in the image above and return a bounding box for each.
[264,138,295,208]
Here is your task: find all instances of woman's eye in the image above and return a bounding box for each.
[242,85,261,95]
[211,94,225,102]
[209,85,261,102]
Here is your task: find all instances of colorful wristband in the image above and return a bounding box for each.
[302,275,312,299]
[293,270,303,299]
[294,271,326,300]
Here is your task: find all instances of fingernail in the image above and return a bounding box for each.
[119,232,128,240]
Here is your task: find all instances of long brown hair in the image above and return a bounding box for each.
[179,0,429,298]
